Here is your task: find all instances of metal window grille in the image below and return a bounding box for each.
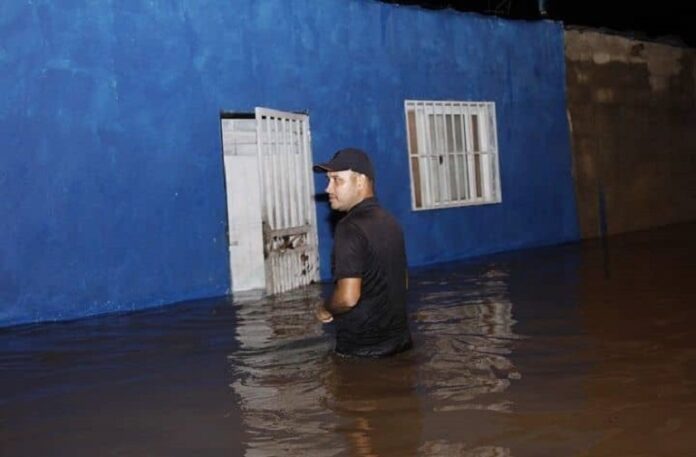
[404,100,502,210]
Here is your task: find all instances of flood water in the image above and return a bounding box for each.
[2,222,696,456]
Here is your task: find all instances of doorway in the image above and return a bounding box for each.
[220,107,320,295]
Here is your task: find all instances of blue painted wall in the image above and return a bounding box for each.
[0,0,578,327]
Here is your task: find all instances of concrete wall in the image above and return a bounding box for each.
[0,0,578,327]
[565,29,696,238]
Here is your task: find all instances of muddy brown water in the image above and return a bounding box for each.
[2,223,696,456]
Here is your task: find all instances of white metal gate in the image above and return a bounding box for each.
[255,107,320,295]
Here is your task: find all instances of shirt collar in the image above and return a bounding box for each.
[348,196,379,214]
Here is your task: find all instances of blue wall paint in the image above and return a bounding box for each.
[0,0,578,327]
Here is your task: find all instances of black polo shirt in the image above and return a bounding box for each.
[332,197,412,357]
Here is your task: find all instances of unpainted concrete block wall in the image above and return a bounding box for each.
[565,29,696,238]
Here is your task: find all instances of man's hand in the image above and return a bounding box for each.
[314,301,334,323]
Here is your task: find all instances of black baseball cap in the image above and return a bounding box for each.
[312,148,375,181]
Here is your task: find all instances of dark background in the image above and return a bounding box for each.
[379,0,696,48]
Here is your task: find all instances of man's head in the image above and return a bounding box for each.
[313,148,375,212]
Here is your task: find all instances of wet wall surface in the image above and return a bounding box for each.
[2,222,695,456]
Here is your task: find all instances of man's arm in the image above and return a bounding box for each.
[325,277,362,315]
[315,277,362,323]
[316,222,365,323]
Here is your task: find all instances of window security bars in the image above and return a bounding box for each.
[404,100,502,210]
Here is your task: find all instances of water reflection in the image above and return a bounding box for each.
[228,288,336,456]
[325,355,422,456]
[412,265,520,414]
[5,224,696,456]
[229,263,519,456]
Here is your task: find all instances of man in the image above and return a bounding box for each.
[312,148,412,357]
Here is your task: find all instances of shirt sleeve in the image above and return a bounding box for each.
[333,221,367,280]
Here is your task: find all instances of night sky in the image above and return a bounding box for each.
[379,0,696,48]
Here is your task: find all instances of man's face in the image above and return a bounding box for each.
[325,170,362,212]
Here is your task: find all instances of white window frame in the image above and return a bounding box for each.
[404,100,502,211]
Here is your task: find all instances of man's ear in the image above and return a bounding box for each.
[356,173,368,189]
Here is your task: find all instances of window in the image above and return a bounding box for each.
[404,100,502,210]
